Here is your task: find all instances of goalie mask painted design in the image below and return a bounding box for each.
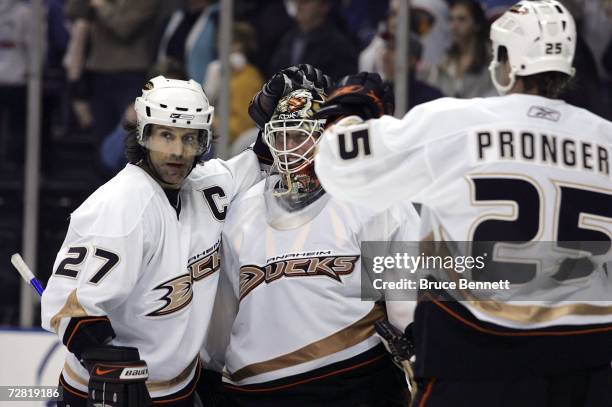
[488,0,576,95]
[264,88,326,204]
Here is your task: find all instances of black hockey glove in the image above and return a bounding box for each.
[375,320,417,396]
[249,64,333,129]
[252,129,274,167]
[82,345,152,407]
[374,321,415,367]
[314,72,394,125]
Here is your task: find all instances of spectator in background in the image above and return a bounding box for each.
[0,0,32,175]
[338,0,389,50]
[411,0,450,72]
[64,0,161,147]
[269,0,358,80]
[359,0,397,79]
[361,0,450,77]
[46,0,70,73]
[204,22,264,147]
[156,0,219,85]
[422,0,495,98]
[62,16,93,132]
[358,22,387,78]
[235,0,294,76]
[381,32,444,110]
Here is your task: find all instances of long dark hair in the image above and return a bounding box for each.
[447,0,490,74]
[520,72,573,98]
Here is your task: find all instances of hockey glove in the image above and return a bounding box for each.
[249,64,333,129]
[82,345,152,407]
[314,72,394,126]
[252,129,274,167]
[374,320,417,394]
[375,321,415,365]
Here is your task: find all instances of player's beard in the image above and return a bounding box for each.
[140,154,195,189]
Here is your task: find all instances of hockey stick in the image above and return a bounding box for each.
[10,253,44,296]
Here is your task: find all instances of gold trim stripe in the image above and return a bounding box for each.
[63,356,199,392]
[466,299,612,324]
[229,303,385,382]
[50,289,88,332]
[428,295,612,336]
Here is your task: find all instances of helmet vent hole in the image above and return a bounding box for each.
[562,21,566,30]
[497,46,508,63]
[555,5,563,13]
[146,106,151,117]
[176,107,188,111]
[187,121,191,125]
[172,119,177,123]
[196,108,203,112]
[160,104,167,108]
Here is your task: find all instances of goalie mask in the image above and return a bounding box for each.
[488,0,576,95]
[263,88,326,200]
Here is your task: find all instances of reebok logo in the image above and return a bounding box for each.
[527,106,561,122]
[169,113,195,120]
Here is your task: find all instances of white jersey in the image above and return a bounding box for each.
[41,151,261,398]
[316,94,612,329]
[217,180,419,386]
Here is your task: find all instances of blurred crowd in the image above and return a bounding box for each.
[0,0,611,324]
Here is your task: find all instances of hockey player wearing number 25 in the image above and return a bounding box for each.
[39,74,275,406]
[315,1,612,406]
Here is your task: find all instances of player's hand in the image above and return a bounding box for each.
[314,72,394,126]
[286,63,334,94]
[374,320,415,365]
[253,129,274,167]
[82,345,152,406]
[375,320,416,399]
[249,64,333,129]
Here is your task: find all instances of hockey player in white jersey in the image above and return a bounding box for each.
[40,66,330,407]
[215,84,420,407]
[314,1,612,406]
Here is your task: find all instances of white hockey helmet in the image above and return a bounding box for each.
[489,0,576,95]
[134,76,214,155]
